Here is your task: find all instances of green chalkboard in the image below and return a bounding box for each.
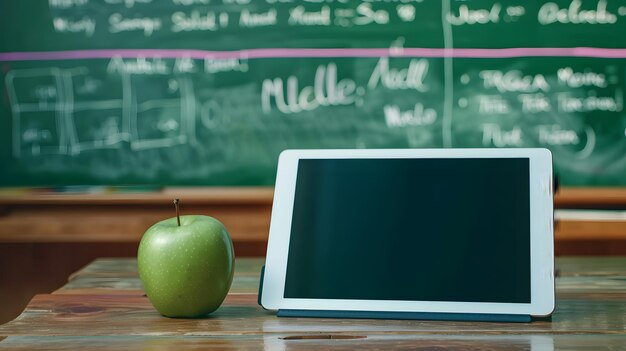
[1,0,625,186]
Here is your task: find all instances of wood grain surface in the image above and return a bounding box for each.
[1,335,626,351]
[1,257,625,350]
[3,293,626,336]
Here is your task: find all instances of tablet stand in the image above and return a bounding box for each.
[258,266,534,323]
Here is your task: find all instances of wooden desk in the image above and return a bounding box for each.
[1,257,626,350]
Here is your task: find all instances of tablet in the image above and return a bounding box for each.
[261,148,554,319]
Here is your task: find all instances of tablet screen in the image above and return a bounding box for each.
[284,158,531,304]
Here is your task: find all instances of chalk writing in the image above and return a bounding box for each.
[109,14,162,36]
[107,57,170,74]
[557,67,607,88]
[368,57,429,92]
[479,70,550,93]
[538,0,617,25]
[482,124,523,147]
[537,125,580,145]
[53,17,96,37]
[261,63,357,114]
[384,103,437,127]
[447,3,501,25]
[171,11,220,32]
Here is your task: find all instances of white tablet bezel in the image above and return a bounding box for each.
[261,148,554,317]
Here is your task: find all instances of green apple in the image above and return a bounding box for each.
[138,202,234,318]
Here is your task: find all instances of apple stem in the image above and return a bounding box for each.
[173,199,181,227]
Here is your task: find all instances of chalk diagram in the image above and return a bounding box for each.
[5,67,196,158]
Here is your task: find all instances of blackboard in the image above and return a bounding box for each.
[1,0,625,187]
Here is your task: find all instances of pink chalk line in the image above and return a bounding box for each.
[1,47,626,61]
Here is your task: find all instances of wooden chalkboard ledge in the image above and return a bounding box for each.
[0,187,624,245]
[0,187,274,205]
[0,187,625,207]
[555,188,626,209]
[0,187,273,244]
